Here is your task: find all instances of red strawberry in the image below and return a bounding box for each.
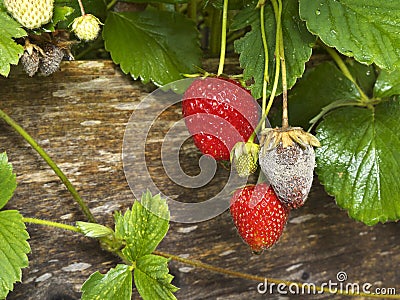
[182,77,260,160]
[230,183,289,252]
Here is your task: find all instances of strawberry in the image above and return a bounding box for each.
[230,141,260,177]
[258,127,320,209]
[71,14,102,41]
[4,0,54,29]
[182,77,260,161]
[230,183,289,252]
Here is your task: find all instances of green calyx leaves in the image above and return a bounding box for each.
[81,191,177,300]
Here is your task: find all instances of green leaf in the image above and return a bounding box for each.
[81,264,133,300]
[55,0,108,25]
[0,210,30,299]
[0,152,17,209]
[44,6,75,31]
[346,60,377,98]
[76,221,114,238]
[134,254,178,300]
[299,0,400,71]
[316,99,400,225]
[114,191,169,262]
[269,61,360,128]
[0,12,27,77]
[103,9,201,86]
[374,69,400,98]
[233,0,315,99]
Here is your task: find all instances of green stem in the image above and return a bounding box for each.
[275,0,288,129]
[209,8,222,57]
[106,0,118,10]
[260,4,269,130]
[23,217,81,233]
[248,2,270,143]
[217,0,229,76]
[188,0,197,22]
[154,250,398,299]
[322,44,369,102]
[0,109,96,224]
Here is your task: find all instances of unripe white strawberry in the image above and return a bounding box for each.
[71,14,102,41]
[4,0,54,29]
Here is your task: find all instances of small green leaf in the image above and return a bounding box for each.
[0,12,27,77]
[0,210,30,299]
[233,0,315,99]
[316,99,400,225]
[114,191,169,262]
[76,221,114,238]
[269,61,360,128]
[44,6,74,31]
[0,152,17,209]
[134,254,178,300]
[300,0,400,71]
[103,9,201,86]
[81,264,133,300]
[374,69,400,98]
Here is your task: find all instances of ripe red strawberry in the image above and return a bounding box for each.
[182,77,260,160]
[230,183,290,252]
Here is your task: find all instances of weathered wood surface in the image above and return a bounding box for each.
[0,60,399,300]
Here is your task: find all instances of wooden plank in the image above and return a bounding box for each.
[0,60,398,299]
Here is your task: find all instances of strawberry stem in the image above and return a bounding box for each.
[77,0,86,16]
[23,217,81,233]
[154,250,398,298]
[0,109,97,224]
[217,0,229,76]
[259,3,269,131]
[322,43,370,103]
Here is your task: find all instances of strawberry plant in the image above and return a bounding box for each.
[0,0,400,299]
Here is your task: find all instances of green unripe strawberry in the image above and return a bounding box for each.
[4,0,54,29]
[230,141,260,177]
[71,14,102,41]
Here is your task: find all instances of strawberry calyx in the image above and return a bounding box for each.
[260,126,320,152]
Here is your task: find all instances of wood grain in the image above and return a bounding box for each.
[0,60,398,300]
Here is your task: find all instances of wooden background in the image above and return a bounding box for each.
[0,60,399,300]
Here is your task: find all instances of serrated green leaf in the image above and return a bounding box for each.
[316,99,400,225]
[103,9,201,86]
[346,60,377,97]
[0,12,27,77]
[134,254,178,300]
[234,0,315,99]
[0,152,17,209]
[76,221,114,238]
[114,191,169,262]
[0,210,30,299]
[269,61,360,128]
[300,0,400,71]
[81,264,133,300]
[374,69,400,98]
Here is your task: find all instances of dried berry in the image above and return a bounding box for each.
[39,44,64,76]
[259,127,320,209]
